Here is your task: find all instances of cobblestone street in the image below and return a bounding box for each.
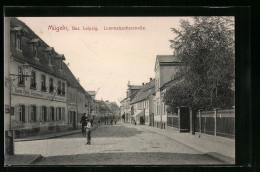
[15,123,224,165]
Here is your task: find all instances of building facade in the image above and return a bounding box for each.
[7,17,94,138]
[9,18,69,137]
[153,55,181,129]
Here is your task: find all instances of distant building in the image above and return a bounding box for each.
[130,78,155,125]
[86,91,96,100]
[121,81,142,123]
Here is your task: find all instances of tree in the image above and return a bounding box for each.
[165,17,235,111]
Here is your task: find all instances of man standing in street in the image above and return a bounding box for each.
[80,113,87,136]
[85,118,92,145]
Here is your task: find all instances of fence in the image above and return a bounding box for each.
[167,113,179,129]
[195,109,235,139]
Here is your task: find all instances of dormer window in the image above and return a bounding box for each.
[33,44,38,58]
[18,66,24,86]
[15,33,22,51]
[60,61,63,70]
[48,53,52,66]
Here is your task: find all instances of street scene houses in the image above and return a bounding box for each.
[4,16,237,165]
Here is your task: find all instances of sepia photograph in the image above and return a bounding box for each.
[4,16,236,166]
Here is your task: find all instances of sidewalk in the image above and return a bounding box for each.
[124,123,235,164]
[15,124,101,142]
[6,124,102,166]
[5,154,42,166]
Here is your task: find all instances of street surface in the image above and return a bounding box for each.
[15,123,223,165]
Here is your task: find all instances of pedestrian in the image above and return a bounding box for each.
[80,113,87,136]
[90,118,93,127]
[85,118,92,145]
[110,119,113,125]
[114,120,117,125]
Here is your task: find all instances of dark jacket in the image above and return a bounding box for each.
[80,115,87,125]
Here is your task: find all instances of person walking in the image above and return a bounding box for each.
[80,113,87,136]
[90,118,93,127]
[85,118,92,145]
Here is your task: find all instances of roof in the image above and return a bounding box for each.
[156,55,179,63]
[86,91,96,96]
[155,55,181,71]
[129,85,142,90]
[10,17,91,98]
[10,17,67,80]
[131,79,155,104]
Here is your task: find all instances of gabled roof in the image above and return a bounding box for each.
[131,79,155,104]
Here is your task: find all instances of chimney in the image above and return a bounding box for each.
[128,81,130,86]
[150,78,152,81]
[142,83,144,86]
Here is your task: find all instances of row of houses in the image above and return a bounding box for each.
[5,18,98,138]
[120,55,235,139]
[120,55,181,129]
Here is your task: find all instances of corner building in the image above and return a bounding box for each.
[9,18,69,137]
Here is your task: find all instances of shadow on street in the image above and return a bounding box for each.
[32,152,224,165]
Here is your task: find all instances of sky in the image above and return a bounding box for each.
[18,17,190,105]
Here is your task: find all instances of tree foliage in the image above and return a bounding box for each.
[165,17,235,111]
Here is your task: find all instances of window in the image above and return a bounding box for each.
[15,33,22,50]
[18,67,24,86]
[18,105,25,122]
[30,105,36,122]
[62,82,65,96]
[50,107,55,121]
[58,107,62,120]
[48,53,52,65]
[10,107,14,116]
[33,44,37,58]
[49,78,54,93]
[41,106,47,121]
[30,71,36,89]
[60,61,63,70]
[56,107,62,121]
[57,81,61,95]
[41,75,46,92]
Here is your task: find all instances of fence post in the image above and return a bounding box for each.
[178,107,180,130]
[198,110,201,133]
[214,108,219,136]
[189,108,193,134]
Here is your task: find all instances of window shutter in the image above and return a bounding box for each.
[15,105,19,121]
[56,107,58,121]
[61,107,65,121]
[39,106,42,122]
[46,107,50,121]
[26,105,30,123]
[36,106,39,122]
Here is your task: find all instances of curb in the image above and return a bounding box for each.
[15,124,102,142]
[29,154,43,165]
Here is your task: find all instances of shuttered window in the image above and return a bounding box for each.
[18,105,25,122]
